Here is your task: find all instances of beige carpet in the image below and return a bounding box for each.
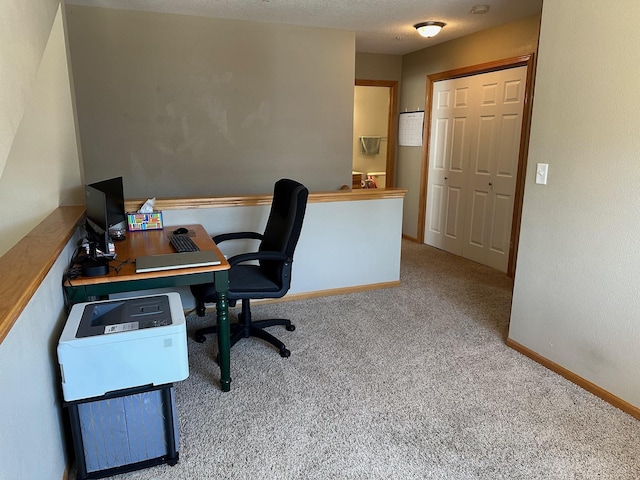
[97,240,640,479]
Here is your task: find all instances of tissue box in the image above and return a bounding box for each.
[127,212,163,231]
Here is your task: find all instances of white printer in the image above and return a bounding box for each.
[57,293,189,402]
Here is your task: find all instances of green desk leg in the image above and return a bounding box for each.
[215,270,231,392]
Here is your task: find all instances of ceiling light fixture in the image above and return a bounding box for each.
[414,21,446,38]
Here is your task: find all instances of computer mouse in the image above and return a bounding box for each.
[173,227,189,235]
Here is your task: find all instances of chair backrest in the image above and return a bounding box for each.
[259,179,309,283]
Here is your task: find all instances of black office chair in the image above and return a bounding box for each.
[190,179,309,357]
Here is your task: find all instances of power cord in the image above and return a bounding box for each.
[63,245,86,283]
[62,246,86,309]
[109,257,133,274]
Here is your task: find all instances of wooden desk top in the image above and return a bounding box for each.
[68,224,230,286]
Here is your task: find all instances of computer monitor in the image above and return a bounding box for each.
[82,177,124,276]
[89,176,125,228]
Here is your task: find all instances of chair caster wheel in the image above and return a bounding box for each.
[280,348,291,358]
[194,334,207,343]
[286,324,296,331]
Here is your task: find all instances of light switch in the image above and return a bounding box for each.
[536,163,549,185]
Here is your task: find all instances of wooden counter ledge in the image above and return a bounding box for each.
[0,206,85,344]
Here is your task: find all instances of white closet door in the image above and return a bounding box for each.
[424,77,473,255]
[425,66,527,272]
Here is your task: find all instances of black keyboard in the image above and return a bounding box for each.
[169,234,200,253]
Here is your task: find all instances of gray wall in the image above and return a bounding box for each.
[0,0,83,257]
[355,52,402,82]
[509,1,640,407]
[66,6,355,198]
[0,0,59,176]
[397,15,541,239]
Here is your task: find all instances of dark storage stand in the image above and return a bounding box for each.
[65,384,179,480]
[57,294,189,479]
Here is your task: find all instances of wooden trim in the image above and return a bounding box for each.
[355,79,399,189]
[507,54,538,277]
[506,338,640,421]
[284,281,400,302]
[416,77,434,244]
[402,234,419,243]
[125,188,407,212]
[417,54,536,278]
[0,206,85,344]
[428,55,534,83]
[198,281,401,310]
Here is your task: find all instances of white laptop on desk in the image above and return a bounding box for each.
[136,251,221,273]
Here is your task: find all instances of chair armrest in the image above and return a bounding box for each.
[212,231,263,244]
[228,250,290,267]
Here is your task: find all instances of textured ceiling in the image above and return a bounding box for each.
[64,0,543,55]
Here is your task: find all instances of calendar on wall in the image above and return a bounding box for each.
[398,111,425,147]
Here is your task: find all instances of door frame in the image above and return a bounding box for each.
[417,54,536,277]
[355,79,399,187]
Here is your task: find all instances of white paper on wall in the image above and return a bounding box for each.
[398,111,424,147]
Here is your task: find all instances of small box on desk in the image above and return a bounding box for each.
[127,211,163,231]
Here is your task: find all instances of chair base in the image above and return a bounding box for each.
[194,314,295,358]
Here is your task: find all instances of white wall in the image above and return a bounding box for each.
[115,196,404,309]
[509,1,640,407]
[0,233,81,480]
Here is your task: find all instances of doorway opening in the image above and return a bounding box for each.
[353,79,398,189]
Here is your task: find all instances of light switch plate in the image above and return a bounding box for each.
[536,163,549,185]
